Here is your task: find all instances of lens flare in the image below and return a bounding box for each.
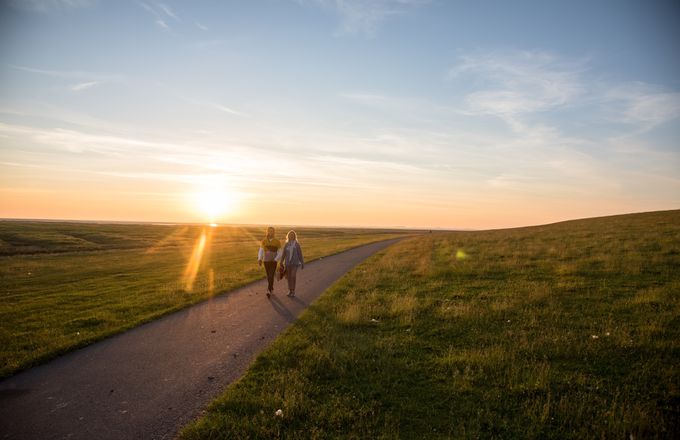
[182,227,213,292]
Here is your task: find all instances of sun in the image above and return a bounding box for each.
[192,188,239,222]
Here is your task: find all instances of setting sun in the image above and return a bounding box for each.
[192,188,240,222]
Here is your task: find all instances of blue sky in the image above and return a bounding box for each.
[0,0,678,228]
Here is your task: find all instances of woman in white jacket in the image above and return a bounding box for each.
[280,230,304,297]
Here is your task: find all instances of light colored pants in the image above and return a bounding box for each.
[286,265,299,292]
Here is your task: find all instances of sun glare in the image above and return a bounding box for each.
[192,188,239,222]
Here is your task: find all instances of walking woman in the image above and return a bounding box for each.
[281,230,304,297]
[258,226,282,298]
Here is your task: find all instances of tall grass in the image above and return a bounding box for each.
[180,210,680,439]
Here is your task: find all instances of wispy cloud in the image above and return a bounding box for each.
[449,49,680,141]
[450,50,586,118]
[7,0,97,12]
[195,21,208,31]
[169,92,247,117]
[70,80,100,91]
[140,1,181,29]
[157,3,180,22]
[603,82,680,130]
[9,64,122,82]
[211,104,246,116]
[299,0,430,35]
[0,121,367,192]
[9,64,121,93]
[0,122,167,155]
[175,95,248,116]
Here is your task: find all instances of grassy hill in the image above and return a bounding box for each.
[180,210,680,439]
[0,222,408,378]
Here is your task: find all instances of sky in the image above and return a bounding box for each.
[0,0,679,229]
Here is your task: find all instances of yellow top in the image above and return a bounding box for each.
[261,237,281,252]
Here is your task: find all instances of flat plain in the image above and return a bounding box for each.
[0,221,408,378]
[180,210,680,439]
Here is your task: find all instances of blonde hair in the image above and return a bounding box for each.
[286,230,297,242]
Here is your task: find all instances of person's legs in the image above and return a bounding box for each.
[264,261,277,293]
[286,265,298,295]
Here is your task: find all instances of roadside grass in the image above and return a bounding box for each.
[180,210,680,439]
[0,222,408,378]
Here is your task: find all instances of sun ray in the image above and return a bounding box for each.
[238,225,263,246]
[145,226,190,254]
[182,227,213,292]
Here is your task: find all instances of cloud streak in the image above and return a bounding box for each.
[140,1,181,29]
[450,50,586,118]
[449,49,680,147]
[300,0,430,35]
[9,64,122,82]
[70,80,100,91]
[603,82,680,131]
[7,0,97,12]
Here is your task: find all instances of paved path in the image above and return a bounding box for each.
[0,238,401,440]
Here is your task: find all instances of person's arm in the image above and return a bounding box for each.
[281,243,288,266]
[298,243,304,269]
[276,246,283,264]
[257,246,264,266]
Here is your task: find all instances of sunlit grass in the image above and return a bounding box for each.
[180,210,680,439]
[0,222,408,378]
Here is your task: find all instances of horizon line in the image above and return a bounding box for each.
[2,208,678,233]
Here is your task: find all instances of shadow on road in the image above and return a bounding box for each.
[268,296,296,322]
[290,296,308,307]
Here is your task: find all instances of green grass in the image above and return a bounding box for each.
[0,221,409,378]
[180,210,680,439]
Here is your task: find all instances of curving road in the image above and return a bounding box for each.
[0,238,401,440]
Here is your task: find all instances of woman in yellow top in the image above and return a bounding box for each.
[258,226,283,298]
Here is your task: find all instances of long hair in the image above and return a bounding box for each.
[265,226,275,240]
[286,230,297,243]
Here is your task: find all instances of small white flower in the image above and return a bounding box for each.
[275,409,283,417]
[605,332,610,336]
[370,318,379,323]
[591,335,599,339]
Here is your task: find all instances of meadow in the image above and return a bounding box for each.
[0,221,408,378]
[180,210,680,439]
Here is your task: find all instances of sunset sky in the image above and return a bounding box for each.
[1,0,678,229]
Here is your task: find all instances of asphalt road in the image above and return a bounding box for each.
[0,238,401,440]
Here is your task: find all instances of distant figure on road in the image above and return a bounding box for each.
[258,226,282,298]
[281,230,304,297]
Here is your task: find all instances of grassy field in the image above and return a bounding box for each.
[0,221,409,378]
[180,210,680,439]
